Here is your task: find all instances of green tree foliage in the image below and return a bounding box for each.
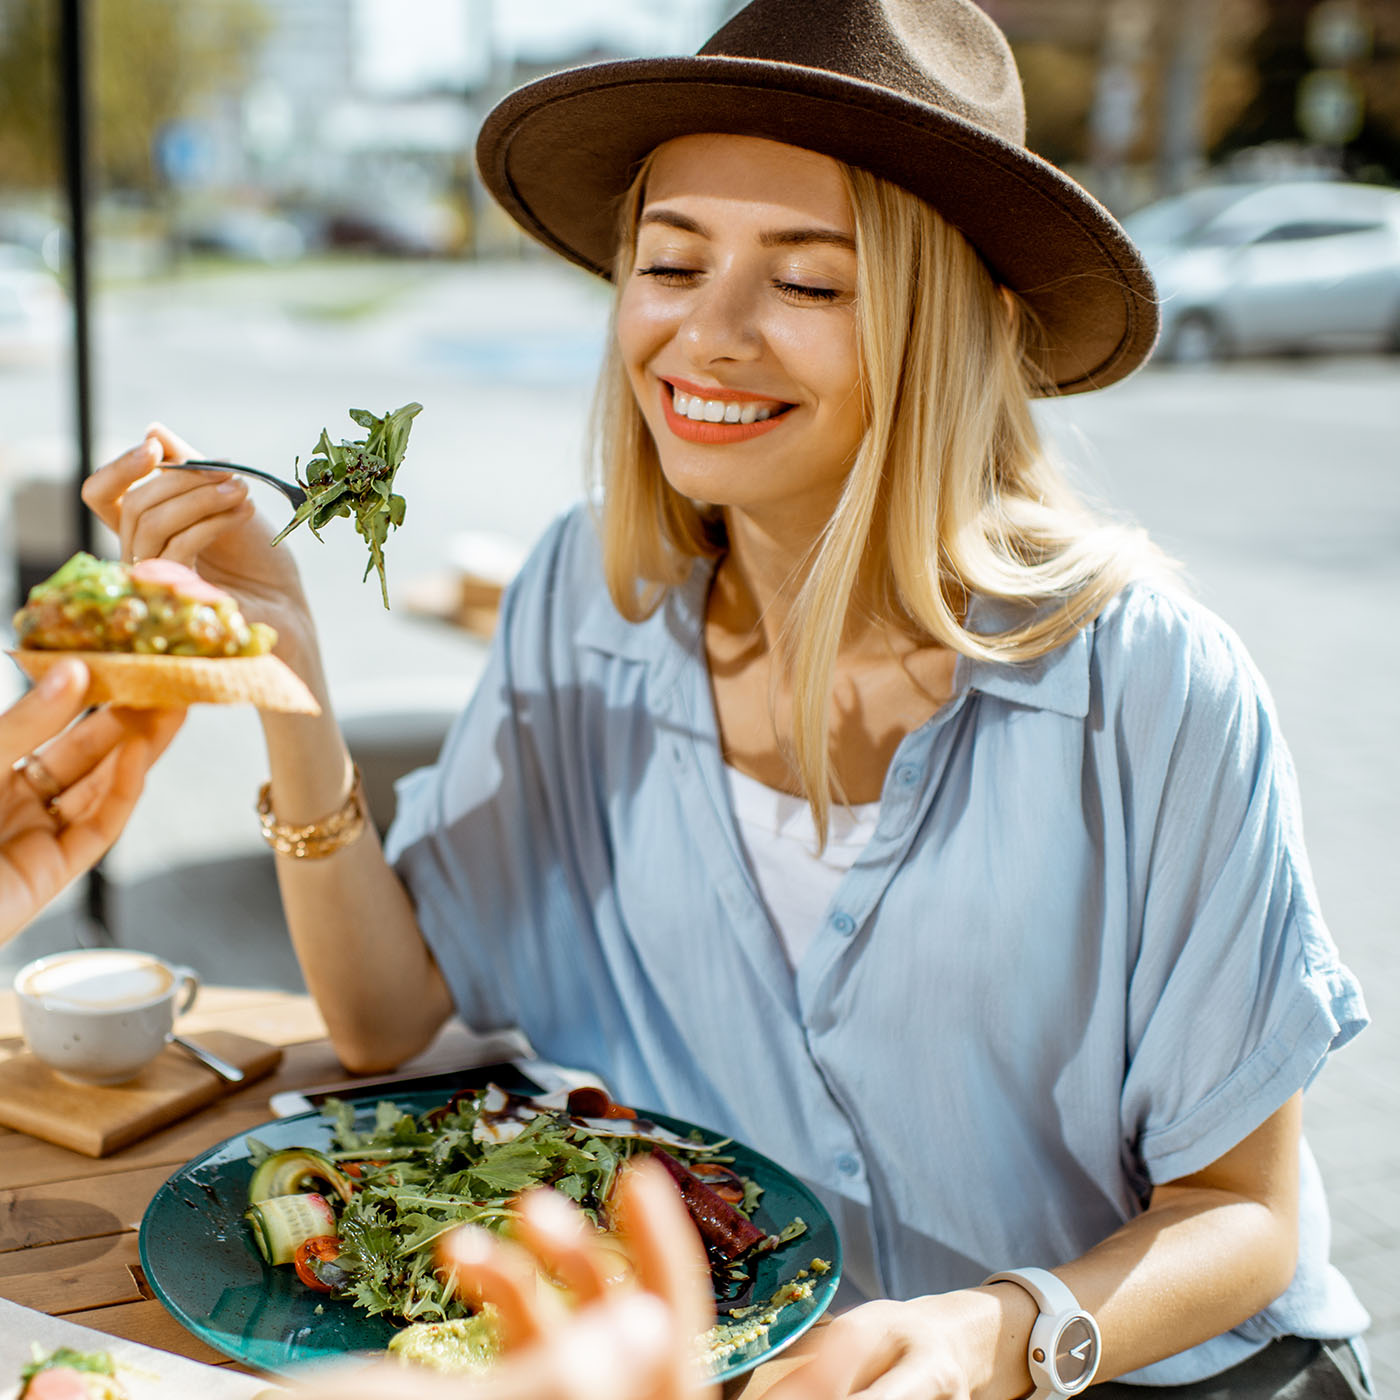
[0,0,268,193]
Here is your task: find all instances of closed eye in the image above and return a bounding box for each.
[774,280,841,303]
[636,264,699,285]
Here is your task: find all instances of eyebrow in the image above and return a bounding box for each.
[638,208,855,251]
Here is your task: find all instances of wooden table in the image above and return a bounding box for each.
[0,986,506,1378]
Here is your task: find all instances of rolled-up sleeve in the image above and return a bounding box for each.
[1115,595,1367,1185]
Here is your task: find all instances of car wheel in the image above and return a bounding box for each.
[1166,313,1226,365]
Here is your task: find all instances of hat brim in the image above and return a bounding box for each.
[477,56,1159,394]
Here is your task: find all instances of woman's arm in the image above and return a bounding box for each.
[766,1093,1302,1400]
[82,427,454,1072]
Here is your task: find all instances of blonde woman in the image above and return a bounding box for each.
[84,0,1370,1394]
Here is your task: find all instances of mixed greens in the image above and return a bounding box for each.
[242,1085,812,1359]
[270,402,421,608]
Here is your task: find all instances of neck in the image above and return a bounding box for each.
[716,505,898,659]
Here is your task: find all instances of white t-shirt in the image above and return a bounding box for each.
[723,762,884,1302]
[723,763,882,969]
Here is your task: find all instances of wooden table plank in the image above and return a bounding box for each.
[0,1164,174,1252]
[3,1254,145,1313]
[0,1230,139,1280]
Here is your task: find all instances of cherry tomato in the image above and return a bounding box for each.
[293,1235,345,1292]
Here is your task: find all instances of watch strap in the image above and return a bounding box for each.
[982,1267,1101,1399]
[983,1266,1080,1316]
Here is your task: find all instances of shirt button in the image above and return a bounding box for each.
[836,1152,861,1177]
[896,763,921,787]
[831,912,855,935]
[670,740,686,766]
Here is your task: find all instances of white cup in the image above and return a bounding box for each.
[14,948,200,1086]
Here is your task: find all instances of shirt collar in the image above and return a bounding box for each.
[956,595,1092,719]
[576,565,1091,720]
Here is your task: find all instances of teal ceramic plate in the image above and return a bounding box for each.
[139,1090,842,1382]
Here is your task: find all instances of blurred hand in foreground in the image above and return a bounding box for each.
[1,657,184,943]
[293,1159,718,1400]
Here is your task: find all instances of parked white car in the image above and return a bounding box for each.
[1124,181,1400,362]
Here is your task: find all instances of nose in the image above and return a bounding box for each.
[677,268,762,367]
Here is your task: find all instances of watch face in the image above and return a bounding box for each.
[1054,1316,1098,1389]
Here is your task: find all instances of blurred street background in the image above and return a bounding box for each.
[1,0,1397,1388]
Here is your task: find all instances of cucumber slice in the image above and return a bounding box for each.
[245,1192,337,1266]
[248,1147,354,1205]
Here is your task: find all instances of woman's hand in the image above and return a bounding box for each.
[81,424,319,673]
[292,1159,717,1400]
[757,1289,1031,1400]
[1,658,184,943]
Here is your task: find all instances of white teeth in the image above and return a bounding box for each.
[672,388,778,425]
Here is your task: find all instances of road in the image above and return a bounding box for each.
[1,259,1396,1386]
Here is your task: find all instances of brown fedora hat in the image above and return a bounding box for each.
[476,0,1159,394]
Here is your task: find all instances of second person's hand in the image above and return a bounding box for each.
[81,424,321,677]
[291,1160,718,1400]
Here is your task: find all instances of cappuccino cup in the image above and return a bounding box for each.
[14,949,199,1086]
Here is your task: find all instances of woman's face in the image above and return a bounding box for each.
[617,134,865,533]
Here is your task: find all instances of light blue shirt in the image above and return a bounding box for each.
[387,504,1369,1385]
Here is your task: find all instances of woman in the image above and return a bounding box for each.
[83,0,1370,1393]
[2,657,183,944]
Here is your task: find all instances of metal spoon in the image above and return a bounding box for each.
[162,458,308,510]
[167,1032,246,1084]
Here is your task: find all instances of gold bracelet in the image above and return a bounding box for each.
[257,765,367,859]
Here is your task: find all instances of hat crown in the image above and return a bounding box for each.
[700,0,1026,146]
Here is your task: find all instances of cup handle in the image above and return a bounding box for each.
[172,966,200,1017]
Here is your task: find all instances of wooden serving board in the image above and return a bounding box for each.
[0,1031,282,1158]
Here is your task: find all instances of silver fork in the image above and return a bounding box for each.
[162,459,308,510]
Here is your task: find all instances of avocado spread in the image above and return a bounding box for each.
[13,552,275,657]
[387,1312,502,1374]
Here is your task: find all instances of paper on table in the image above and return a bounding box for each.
[0,1298,282,1399]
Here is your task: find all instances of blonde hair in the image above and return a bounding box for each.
[590,154,1168,842]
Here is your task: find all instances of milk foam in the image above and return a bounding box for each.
[23,951,172,1009]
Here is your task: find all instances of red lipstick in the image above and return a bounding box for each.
[657,379,791,445]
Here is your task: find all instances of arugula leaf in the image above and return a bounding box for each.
[270,402,421,608]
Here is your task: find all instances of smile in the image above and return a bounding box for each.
[658,380,793,444]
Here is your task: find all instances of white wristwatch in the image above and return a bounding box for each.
[982,1267,1101,1399]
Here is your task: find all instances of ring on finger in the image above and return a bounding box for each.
[13,752,64,805]
[44,797,67,832]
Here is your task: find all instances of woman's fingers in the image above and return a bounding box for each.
[81,436,163,531]
[0,660,91,769]
[513,1187,616,1307]
[615,1160,714,1340]
[146,421,199,463]
[50,706,181,832]
[55,736,152,871]
[614,1161,714,1400]
[290,1295,673,1400]
[115,470,247,565]
[437,1223,557,1351]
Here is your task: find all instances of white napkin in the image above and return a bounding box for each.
[0,1298,281,1399]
